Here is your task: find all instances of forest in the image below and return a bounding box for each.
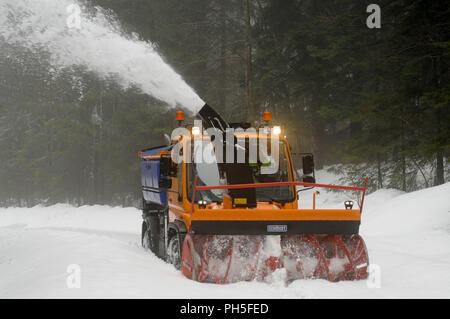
[0,0,448,206]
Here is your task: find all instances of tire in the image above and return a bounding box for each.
[141,221,147,248]
[142,199,168,258]
[167,233,182,270]
[142,216,160,255]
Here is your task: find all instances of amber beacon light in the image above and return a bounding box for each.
[176,111,185,125]
[263,111,272,122]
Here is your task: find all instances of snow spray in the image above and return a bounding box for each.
[0,0,205,112]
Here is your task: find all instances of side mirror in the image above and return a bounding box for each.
[160,156,176,177]
[159,177,172,189]
[302,155,314,175]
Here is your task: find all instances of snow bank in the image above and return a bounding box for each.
[361,183,450,236]
[0,204,141,234]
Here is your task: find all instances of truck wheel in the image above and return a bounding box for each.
[141,221,147,248]
[142,216,159,254]
[142,222,154,250]
[167,233,181,270]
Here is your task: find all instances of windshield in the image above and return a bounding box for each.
[188,138,294,204]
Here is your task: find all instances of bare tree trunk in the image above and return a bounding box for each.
[309,91,326,169]
[219,0,227,112]
[401,121,407,192]
[245,0,255,123]
[435,99,445,186]
[377,153,383,189]
[435,148,444,186]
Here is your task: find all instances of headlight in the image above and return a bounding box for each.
[344,200,354,210]
[192,126,201,136]
[272,126,281,135]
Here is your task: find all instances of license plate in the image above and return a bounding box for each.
[267,225,287,233]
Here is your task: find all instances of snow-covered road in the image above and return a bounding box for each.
[1,180,449,298]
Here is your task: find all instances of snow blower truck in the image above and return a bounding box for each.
[138,104,369,283]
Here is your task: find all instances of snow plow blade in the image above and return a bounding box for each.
[181,234,368,284]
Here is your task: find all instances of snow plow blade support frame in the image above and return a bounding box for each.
[190,177,368,227]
